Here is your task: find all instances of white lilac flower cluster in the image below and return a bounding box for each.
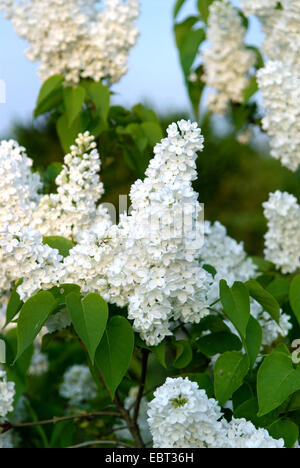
[0,369,15,420]
[242,0,300,171]
[220,417,284,449]
[0,225,65,301]
[202,1,256,114]
[250,300,292,347]
[240,0,279,17]
[257,61,300,171]
[200,221,291,346]
[147,377,284,448]
[0,0,139,84]
[59,365,97,405]
[0,132,110,301]
[28,349,49,376]
[263,190,300,273]
[200,221,257,306]
[63,120,210,345]
[31,132,110,240]
[0,121,209,347]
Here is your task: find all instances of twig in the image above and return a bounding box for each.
[0,411,121,432]
[67,440,134,449]
[97,369,145,448]
[133,348,149,424]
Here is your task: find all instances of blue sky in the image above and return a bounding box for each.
[0,0,262,135]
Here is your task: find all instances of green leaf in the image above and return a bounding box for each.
[49,284,80,306]
[95,316,134,399]
[251,256,275,273]
[287,390,300,412]
[63,86,86,127]
[5,279,23,327]
[257,351,300,416]
[246,279,280,324]
[214,351,249,405]
[179,28,205,77]
[197,0,214,23]
[174,0,186,18]
[219,280,250,340]
[135,336,166,368]
[132,104,160,124]
[245,316,262,367]
[266,278,290,304]
[290,275,300,325]
[192,315,230,335]
[175,16,199,49]
[34,75,64,118]
[87,81,110,123]
[151,341,166,368]
[1,329,34,402]
[173,340,193,368]
[16,291,57,362]
[124,123,148,153]
[56,113,87,153]
[140,122,163,147]
[234,397,278,429]
[43,236,75,258]
[187,65,205,119]
[189,373,214,397]
[196,331,242,357]
[243,76,258,104]
[66,292,108,364]
[268,418,299,448]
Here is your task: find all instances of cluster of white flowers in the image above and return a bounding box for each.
[31,132,110,240]
[200,221,257,305]
[240,0,279,17]
[257,61,300,171]
[220,417,284,449]
[0,132,111,301]
[200,220,291,347]
[0,140,42,229]
[0,0,139,84]
[59,364,97,405]
[0,369,15,420]
[263,190,300,273]
[148,377,223,448]
[63,121,210,345]
[250,300,292,347]
[202,1,256,114]
[259,1,300,76]
[147,377,284,448]
[242,0,300,171]
[29,349,49,376]
[0,122,211,346]
[0,225,64,301]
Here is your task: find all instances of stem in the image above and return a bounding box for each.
[67,440,134,449]
[0,411,121,432]
[114,392,144,448]
[133,348,149,424]
[97,368,145,448]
